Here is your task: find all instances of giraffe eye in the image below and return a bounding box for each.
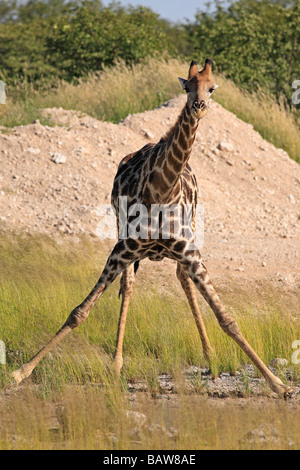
[209,87,215,94]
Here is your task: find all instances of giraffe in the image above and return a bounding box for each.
[12,59,290,398]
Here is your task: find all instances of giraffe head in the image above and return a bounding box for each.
[178,59,218,119]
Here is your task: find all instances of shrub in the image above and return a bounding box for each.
[186,0,300,105]
[46,4,170,81]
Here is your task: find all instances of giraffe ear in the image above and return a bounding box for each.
[178,77,187,91]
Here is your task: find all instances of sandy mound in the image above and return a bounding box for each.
[1,95,300,288]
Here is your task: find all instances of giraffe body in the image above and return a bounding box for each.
[112,140,198,262]
[12,60,290,398]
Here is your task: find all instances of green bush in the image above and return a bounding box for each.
[0,2,171,84]
[46,4,170,81]
[0,18,57,85]
[186,0,300,104]
[0,0,298,111]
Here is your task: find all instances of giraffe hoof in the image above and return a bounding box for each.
[270,379,292,399]
[11,369,25,385]
[11,365,33,385]
[112,356,123,377]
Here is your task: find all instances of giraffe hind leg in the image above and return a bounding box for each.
[169,240,291,398]
[176,262,213,361]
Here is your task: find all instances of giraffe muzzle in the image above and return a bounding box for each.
[193,100,206,111]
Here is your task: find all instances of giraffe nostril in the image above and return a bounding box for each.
[193,100,206,110]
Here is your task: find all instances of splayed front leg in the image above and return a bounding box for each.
[12,240,142,385]
[112,264,136,376]
[12,324,73,385]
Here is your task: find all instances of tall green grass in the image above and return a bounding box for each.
[0,57,299,161]
[0,232,300,449]
[1,231,299,391]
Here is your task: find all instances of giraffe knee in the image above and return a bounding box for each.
[219,316,240,338]
[66,306,89,329]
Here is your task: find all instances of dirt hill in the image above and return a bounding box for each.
[1,95,300,290]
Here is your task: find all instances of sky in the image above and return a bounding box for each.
[102,0,210,23]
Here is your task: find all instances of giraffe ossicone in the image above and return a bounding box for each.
[11,60,291,398]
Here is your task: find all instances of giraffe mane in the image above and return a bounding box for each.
[159,106,186,143]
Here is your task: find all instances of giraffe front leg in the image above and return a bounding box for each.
[11,240,141,385]
[112,263,136,376]
[170,240,291,398]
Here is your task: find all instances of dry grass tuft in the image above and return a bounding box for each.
[213,75,300,163]
[1,57,299,161]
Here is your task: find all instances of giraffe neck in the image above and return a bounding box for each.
[146,104,199,201]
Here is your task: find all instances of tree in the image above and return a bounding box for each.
[46,4,170,80]
[0,0,17,23]
[186,0,300,103]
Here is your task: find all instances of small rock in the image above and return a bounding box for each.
[242,423,280,446]
[125,410,147,428]
[217,142,234,152]
[27,147,40,155]
[51,152,66,164]
[143,424,179,440]
[46,417,60,431]
[269,358,288,368]
[142,129,154,140]
[288,194,295,204]
[185,365,200,376]
[242,364,256,377]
